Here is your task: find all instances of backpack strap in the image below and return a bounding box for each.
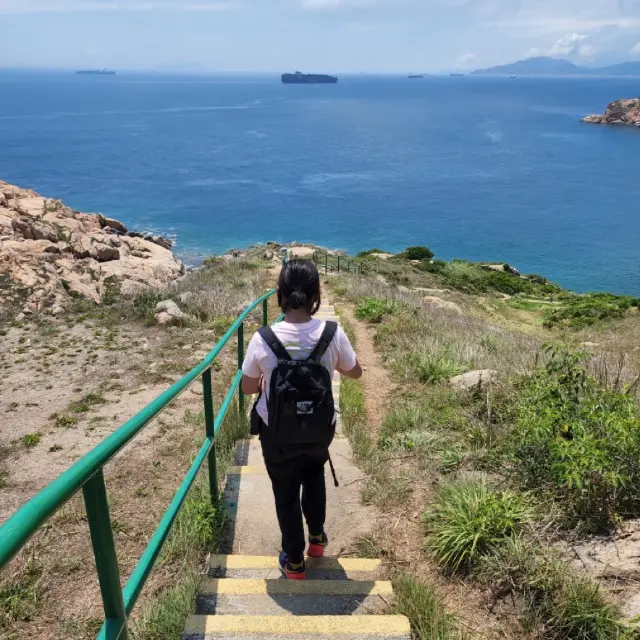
[258,326,292,361]
[307,321,338,363]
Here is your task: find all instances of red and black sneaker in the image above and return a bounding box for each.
[278,552,306,580]
[308,532,329,558]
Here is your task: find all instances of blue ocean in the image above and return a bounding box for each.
[1,71,639,294]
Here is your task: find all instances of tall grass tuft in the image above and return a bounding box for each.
[424,478,533,574]
[393,572,465,640]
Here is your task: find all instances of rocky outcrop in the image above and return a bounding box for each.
[582,98,640,126]
[450,369,497,391]
[0,181,184,317]
[422,296,463,315]
[154,299,186,325]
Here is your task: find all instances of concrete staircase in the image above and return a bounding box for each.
[184,304,411,640]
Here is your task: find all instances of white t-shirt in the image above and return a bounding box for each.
[242,319,357,423]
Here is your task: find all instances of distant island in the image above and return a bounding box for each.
[473,56,640,76]
[281,72,338,84]
[582,98,640,127]
[76,69,116,76]
[408,74,424,79]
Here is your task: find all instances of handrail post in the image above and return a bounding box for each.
[337,255,340,273]
[237,322,245,414]
[324,252,328,275]
[82,469,129,640]
[262,298,268,327]
[202,369,218,504]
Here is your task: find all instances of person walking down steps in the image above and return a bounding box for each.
[241,259,362,580]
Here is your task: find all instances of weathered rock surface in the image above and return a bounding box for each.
[154,299,186,325]
[0,181,184,316]
[450,369,498,391]
[581,98,640,126]
[422,296,463,315]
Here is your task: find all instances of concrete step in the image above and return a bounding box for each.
[184,614,411,639]
[209,555,381,581]
[195,579,393,616]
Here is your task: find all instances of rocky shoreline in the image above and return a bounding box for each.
[582,98,640,126]
[0,181,184,318]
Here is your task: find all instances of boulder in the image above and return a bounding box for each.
[450,369,498,391]
[264,250,275,261]
[11,216,59,242]
[154,299,186,325]
[422,296,463,315]
[98,214,128,234]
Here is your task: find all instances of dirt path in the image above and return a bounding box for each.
[336,304,396,436]
[334,295,515,640]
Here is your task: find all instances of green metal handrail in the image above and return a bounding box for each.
[0,288,279,640]
[312,250,364,275]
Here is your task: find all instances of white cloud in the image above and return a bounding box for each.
[301,0,373,9]
[548,32,590,56]
[631,41,640,53]
[457,52,476,65]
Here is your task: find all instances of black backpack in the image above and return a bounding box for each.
[258,321,338,451]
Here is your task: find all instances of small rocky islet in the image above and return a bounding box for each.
[582,97,640,127]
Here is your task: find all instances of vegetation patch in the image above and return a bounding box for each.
[543,293,640,329]
[355,297,396,324]
[393,572,464,640]
[505,345,640,531]
[424,478,533,574]
[480,538,623,640]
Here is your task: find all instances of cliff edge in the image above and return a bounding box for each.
[0,182,184,318]
[582,98,640,126]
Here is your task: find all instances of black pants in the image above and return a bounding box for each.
[263,453,327,565]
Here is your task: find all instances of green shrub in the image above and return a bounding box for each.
[404,246,435,261]
[355,297,395,323]
[543,293,640,329]
[424,478,533,574]
[132,290,166,324]
[393,572,464,640]
[419,259,447,274]
[507,344,640,530]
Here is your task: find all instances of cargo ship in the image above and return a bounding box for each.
[408,74,424,78]
[76,69,116,76]
[282,71,338,84]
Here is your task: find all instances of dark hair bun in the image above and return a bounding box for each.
[288,290,307,310]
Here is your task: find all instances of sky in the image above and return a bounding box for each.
[3,0,640,73]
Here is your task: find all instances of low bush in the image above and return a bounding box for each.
[356,248,386,258]
[480,538,623,640]
[355,297,396,323]
[403,246,435,261]
[543,293,640,329]
[424,478,533,574]
[507,344,640,530]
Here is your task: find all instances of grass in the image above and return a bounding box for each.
[355,297,396,323]
[544,293,640,330]
[393,572,465,640]
[54,414,78,429]
[396,349,468,384]
[68,391,108,414]
[424,478,533,575]
[480,537,624,640]
[21,433,41,448]
[0,559,43,629]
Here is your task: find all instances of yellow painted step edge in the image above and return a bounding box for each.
[209,554,381,572]
[184,614,410,636]
[200,578,393,596]
[227,466,265,476]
